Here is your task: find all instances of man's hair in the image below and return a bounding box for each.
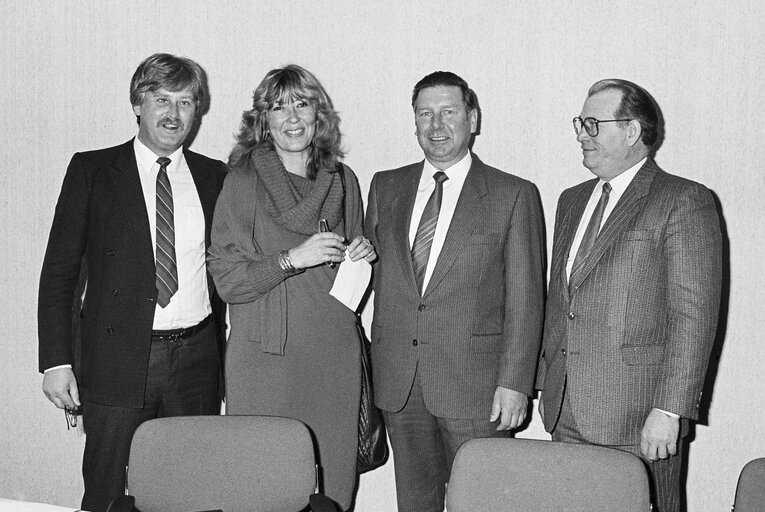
[411,71,478,112]
[228,64,344,177]
[588,79,659,147]
[129,53,209,115]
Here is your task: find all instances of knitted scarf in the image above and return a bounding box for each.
[249,146,343,235]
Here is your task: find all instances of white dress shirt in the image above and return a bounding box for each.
[134,138,210,329]
[408,152,472,292]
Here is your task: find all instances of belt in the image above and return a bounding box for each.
[151,315,212,342]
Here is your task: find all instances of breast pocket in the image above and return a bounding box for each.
[468,233,501,245]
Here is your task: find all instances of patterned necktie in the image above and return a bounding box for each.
[570,181,612,283]
[155,157,178,308]
[411,171,449,294]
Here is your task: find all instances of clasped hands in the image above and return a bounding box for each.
[288,233,377,269]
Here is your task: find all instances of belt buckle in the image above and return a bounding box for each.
[167,331,184,343]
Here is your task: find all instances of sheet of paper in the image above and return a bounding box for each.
[329,253,372,312]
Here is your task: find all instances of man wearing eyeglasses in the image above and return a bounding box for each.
[536,79,722,512]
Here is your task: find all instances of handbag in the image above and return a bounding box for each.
[355,316,389,473]
[336,164,389,473]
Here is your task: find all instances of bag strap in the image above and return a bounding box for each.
[336,163,348,242]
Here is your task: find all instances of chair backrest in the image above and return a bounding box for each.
[126,415,317,512]
[447,438,651,512]
[734,457,765,511]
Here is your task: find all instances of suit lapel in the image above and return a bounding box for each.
[107,140,154,269]
[552,180,596,302]
[387,162,423,296]
[568,160,657,294]
[423,157,487,298]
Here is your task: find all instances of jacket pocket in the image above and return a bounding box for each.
[468,233,501,244]
[621,345,664,366]
[470,334,503,353]
[621,229,655,241]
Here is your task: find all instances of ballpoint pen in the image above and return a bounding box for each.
[319,218,336,268]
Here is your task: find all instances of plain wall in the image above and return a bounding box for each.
[1,2,763,511]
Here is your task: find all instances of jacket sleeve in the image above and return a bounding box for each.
[496,180,546,395]
[652,183,722,419]
[38,154,90,372]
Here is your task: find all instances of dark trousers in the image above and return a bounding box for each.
[552,388,683,512]
[80,320,220,512]
[383,369,509,512]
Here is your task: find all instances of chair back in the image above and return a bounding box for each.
[447,438,650,512]
[734,457,765,511]
[126,415,318,512]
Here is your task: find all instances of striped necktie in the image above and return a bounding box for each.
[411,171,449,294]
[155,157,178,308]
[570,181,611,290]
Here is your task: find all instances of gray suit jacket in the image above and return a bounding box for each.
[537,159,722,445]
[365,155,545,419]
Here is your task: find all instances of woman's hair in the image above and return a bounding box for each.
[229,64,344,176]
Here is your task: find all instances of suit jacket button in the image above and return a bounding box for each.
[561,348,567,356]
[567,312,576,320]
[106,327,114,334]
[106,249,116,256]
[412,339,418,346]
[418,304,427,312]
[111,289,118,297]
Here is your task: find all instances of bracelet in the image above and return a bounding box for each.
[277,250,302,276]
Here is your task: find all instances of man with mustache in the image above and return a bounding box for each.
[365,71,545,511]
[38,53,227,512]
[537,79,722,511]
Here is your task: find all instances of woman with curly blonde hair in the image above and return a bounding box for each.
[209,64,376,510]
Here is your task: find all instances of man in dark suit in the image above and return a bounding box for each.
[365,71,545,512]
[38,53,227,512]
[537,79,722,512]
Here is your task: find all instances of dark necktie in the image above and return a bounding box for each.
[570,181,612,283]
[155,157,178,308]
[411,171,449,294]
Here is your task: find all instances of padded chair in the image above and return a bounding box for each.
[107,415,337,512]
[446,437,650,512]
[733,457,765,511]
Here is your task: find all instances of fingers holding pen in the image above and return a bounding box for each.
[288,232,347,269]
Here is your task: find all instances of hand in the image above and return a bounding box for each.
[347,235,377,263]
[640,408,680,461]
[42,367,80,410]
[288,232,347,269]
[489,386,528,431]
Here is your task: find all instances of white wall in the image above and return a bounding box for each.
[1,2,763,510]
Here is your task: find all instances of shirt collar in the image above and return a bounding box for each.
[421,151,472,187]
[133,137,185,174]
[600,156,646,195]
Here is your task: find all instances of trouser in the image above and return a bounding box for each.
[80,320,220,512]
[383,368,509,512]
[552,387,683,512]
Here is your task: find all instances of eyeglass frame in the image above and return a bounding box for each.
[573,116,633,137]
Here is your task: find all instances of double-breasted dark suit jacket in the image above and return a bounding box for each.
[38,139,227,409]
[365,155,545,419]
[537,159,722,445]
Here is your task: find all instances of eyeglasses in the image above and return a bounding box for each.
[65,406,81,430]
[573,116,632,137]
